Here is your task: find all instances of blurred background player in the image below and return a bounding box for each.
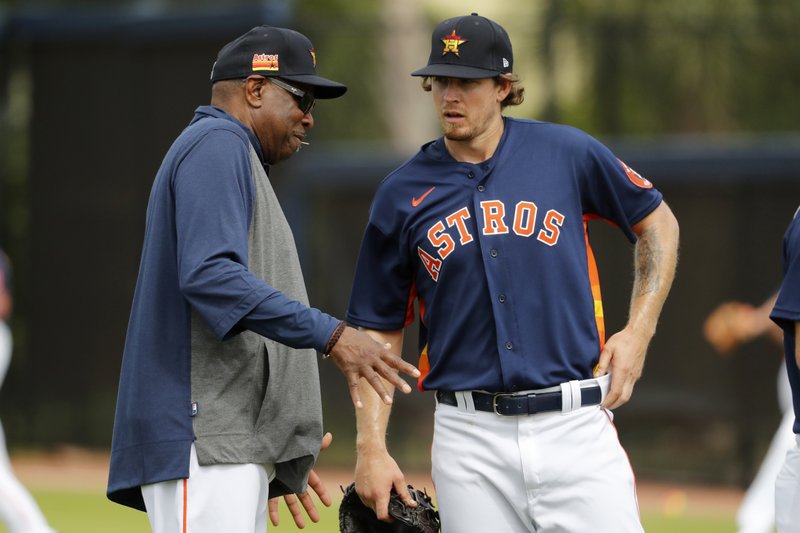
[768,208,800,532]
[0,249,57,533]
[704,293,795,533]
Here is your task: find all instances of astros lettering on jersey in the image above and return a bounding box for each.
[346,117,663,394]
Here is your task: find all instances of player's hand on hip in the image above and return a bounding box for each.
[268,432,334,527]
[327,327,420,408]
[595,327,650,410]
[355,448,416,521]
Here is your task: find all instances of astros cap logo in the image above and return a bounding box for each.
[441,30,466,56]
[309,48,316,67]
[252,53,279,71]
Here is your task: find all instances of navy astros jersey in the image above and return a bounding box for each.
[770,206,800,435]
[346,117,663,393]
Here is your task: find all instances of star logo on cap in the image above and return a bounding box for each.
[441,30,466,56]
[309,48,316,67]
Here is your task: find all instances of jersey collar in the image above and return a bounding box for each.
[193,105,268,169]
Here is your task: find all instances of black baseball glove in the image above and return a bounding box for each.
[339,482,440,533]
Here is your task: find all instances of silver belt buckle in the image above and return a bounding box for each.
[491,392,517,416]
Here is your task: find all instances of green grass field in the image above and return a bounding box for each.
[0,488,736,533]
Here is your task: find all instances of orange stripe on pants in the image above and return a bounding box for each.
[182,478,188,533]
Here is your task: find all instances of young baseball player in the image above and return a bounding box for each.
[106,26,419,533]
[704,294,794,533]
[769,207,800,532]
[346,13,679,532]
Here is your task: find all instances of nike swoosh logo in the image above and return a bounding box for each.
[412,186,436,208]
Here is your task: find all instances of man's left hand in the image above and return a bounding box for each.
[594,327,650,410]
[268,432,333,527]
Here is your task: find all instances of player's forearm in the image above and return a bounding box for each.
[627,202,679,339]
[355,329,404,453]
[356,377,394,453]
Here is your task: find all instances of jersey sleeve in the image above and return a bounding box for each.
[174,129,337,351]
[771,214,800,332]
[346,189,414,331]
[579,135,663,242]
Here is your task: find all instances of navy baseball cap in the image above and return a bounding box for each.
[210,25,347,99]
[411,13,513,79]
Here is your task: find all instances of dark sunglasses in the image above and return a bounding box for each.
[269,78,315,115]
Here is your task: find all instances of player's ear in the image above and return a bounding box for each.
[243,76,266,108]
[496,76,512,103]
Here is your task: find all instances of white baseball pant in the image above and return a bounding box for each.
[736,361,796,533]
[775,434,800,533]
[141,444,275,533]
[431,374,642,533]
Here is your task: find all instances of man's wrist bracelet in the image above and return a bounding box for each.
[323,320,346,358]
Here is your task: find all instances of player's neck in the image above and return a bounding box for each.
[443,114,504,164]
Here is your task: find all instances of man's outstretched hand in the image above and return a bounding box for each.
[328,327,420,408]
